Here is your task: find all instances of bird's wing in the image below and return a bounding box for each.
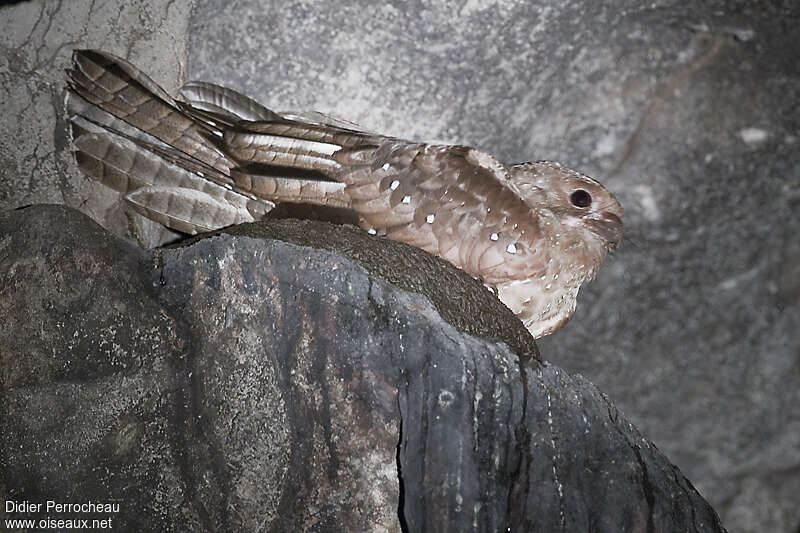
[67,49,545,279]
[179,81,282,123]
[334,144,548,283]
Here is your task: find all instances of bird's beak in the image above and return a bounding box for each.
[587,212,623,247]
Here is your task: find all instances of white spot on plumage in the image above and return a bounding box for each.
[506,243,517,254]
[390,180,400,190]
[490,232,499,241]
[402,195,411,204]
[381,163,390,170]
[368,228,377,235]
[426,214,435,224]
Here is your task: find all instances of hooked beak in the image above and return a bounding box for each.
[586,212,623,248]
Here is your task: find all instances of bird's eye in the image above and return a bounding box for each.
[570,189,592,208]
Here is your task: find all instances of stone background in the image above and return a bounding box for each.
[1,0,798,531]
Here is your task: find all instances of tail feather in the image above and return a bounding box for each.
[222,121,383,175]
[74,132,155,194]
[73,129,272,235]
[230,171,349,208]
[73,126,271,210]
[71,113,236,190]
[179,81,281,122]
[279,111,378,134]
[125,186,269,235]
[240,120,374,147]
[66,49,381,235]
[73,49,178,106]
[67,50,233,174]
[224,128,344,172]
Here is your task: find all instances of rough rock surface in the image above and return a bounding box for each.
[0,1,798,531]
[1,205,725,531]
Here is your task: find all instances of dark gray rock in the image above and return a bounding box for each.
[0,205,189,530]
[0,205,725,531]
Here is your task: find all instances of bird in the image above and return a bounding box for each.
[66,49,623,339]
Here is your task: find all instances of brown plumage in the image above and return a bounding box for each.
[66,49,623,338]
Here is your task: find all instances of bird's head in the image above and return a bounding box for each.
[510,161,623,255]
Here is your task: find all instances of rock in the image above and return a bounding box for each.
[0,205,725,531]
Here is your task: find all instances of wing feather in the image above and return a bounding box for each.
[180,81,281,122]
[335,144,546,283]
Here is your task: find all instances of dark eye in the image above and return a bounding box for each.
[570,189,592,208]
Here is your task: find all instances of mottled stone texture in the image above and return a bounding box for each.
[0,206,726,531]
[1,0,798,531]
